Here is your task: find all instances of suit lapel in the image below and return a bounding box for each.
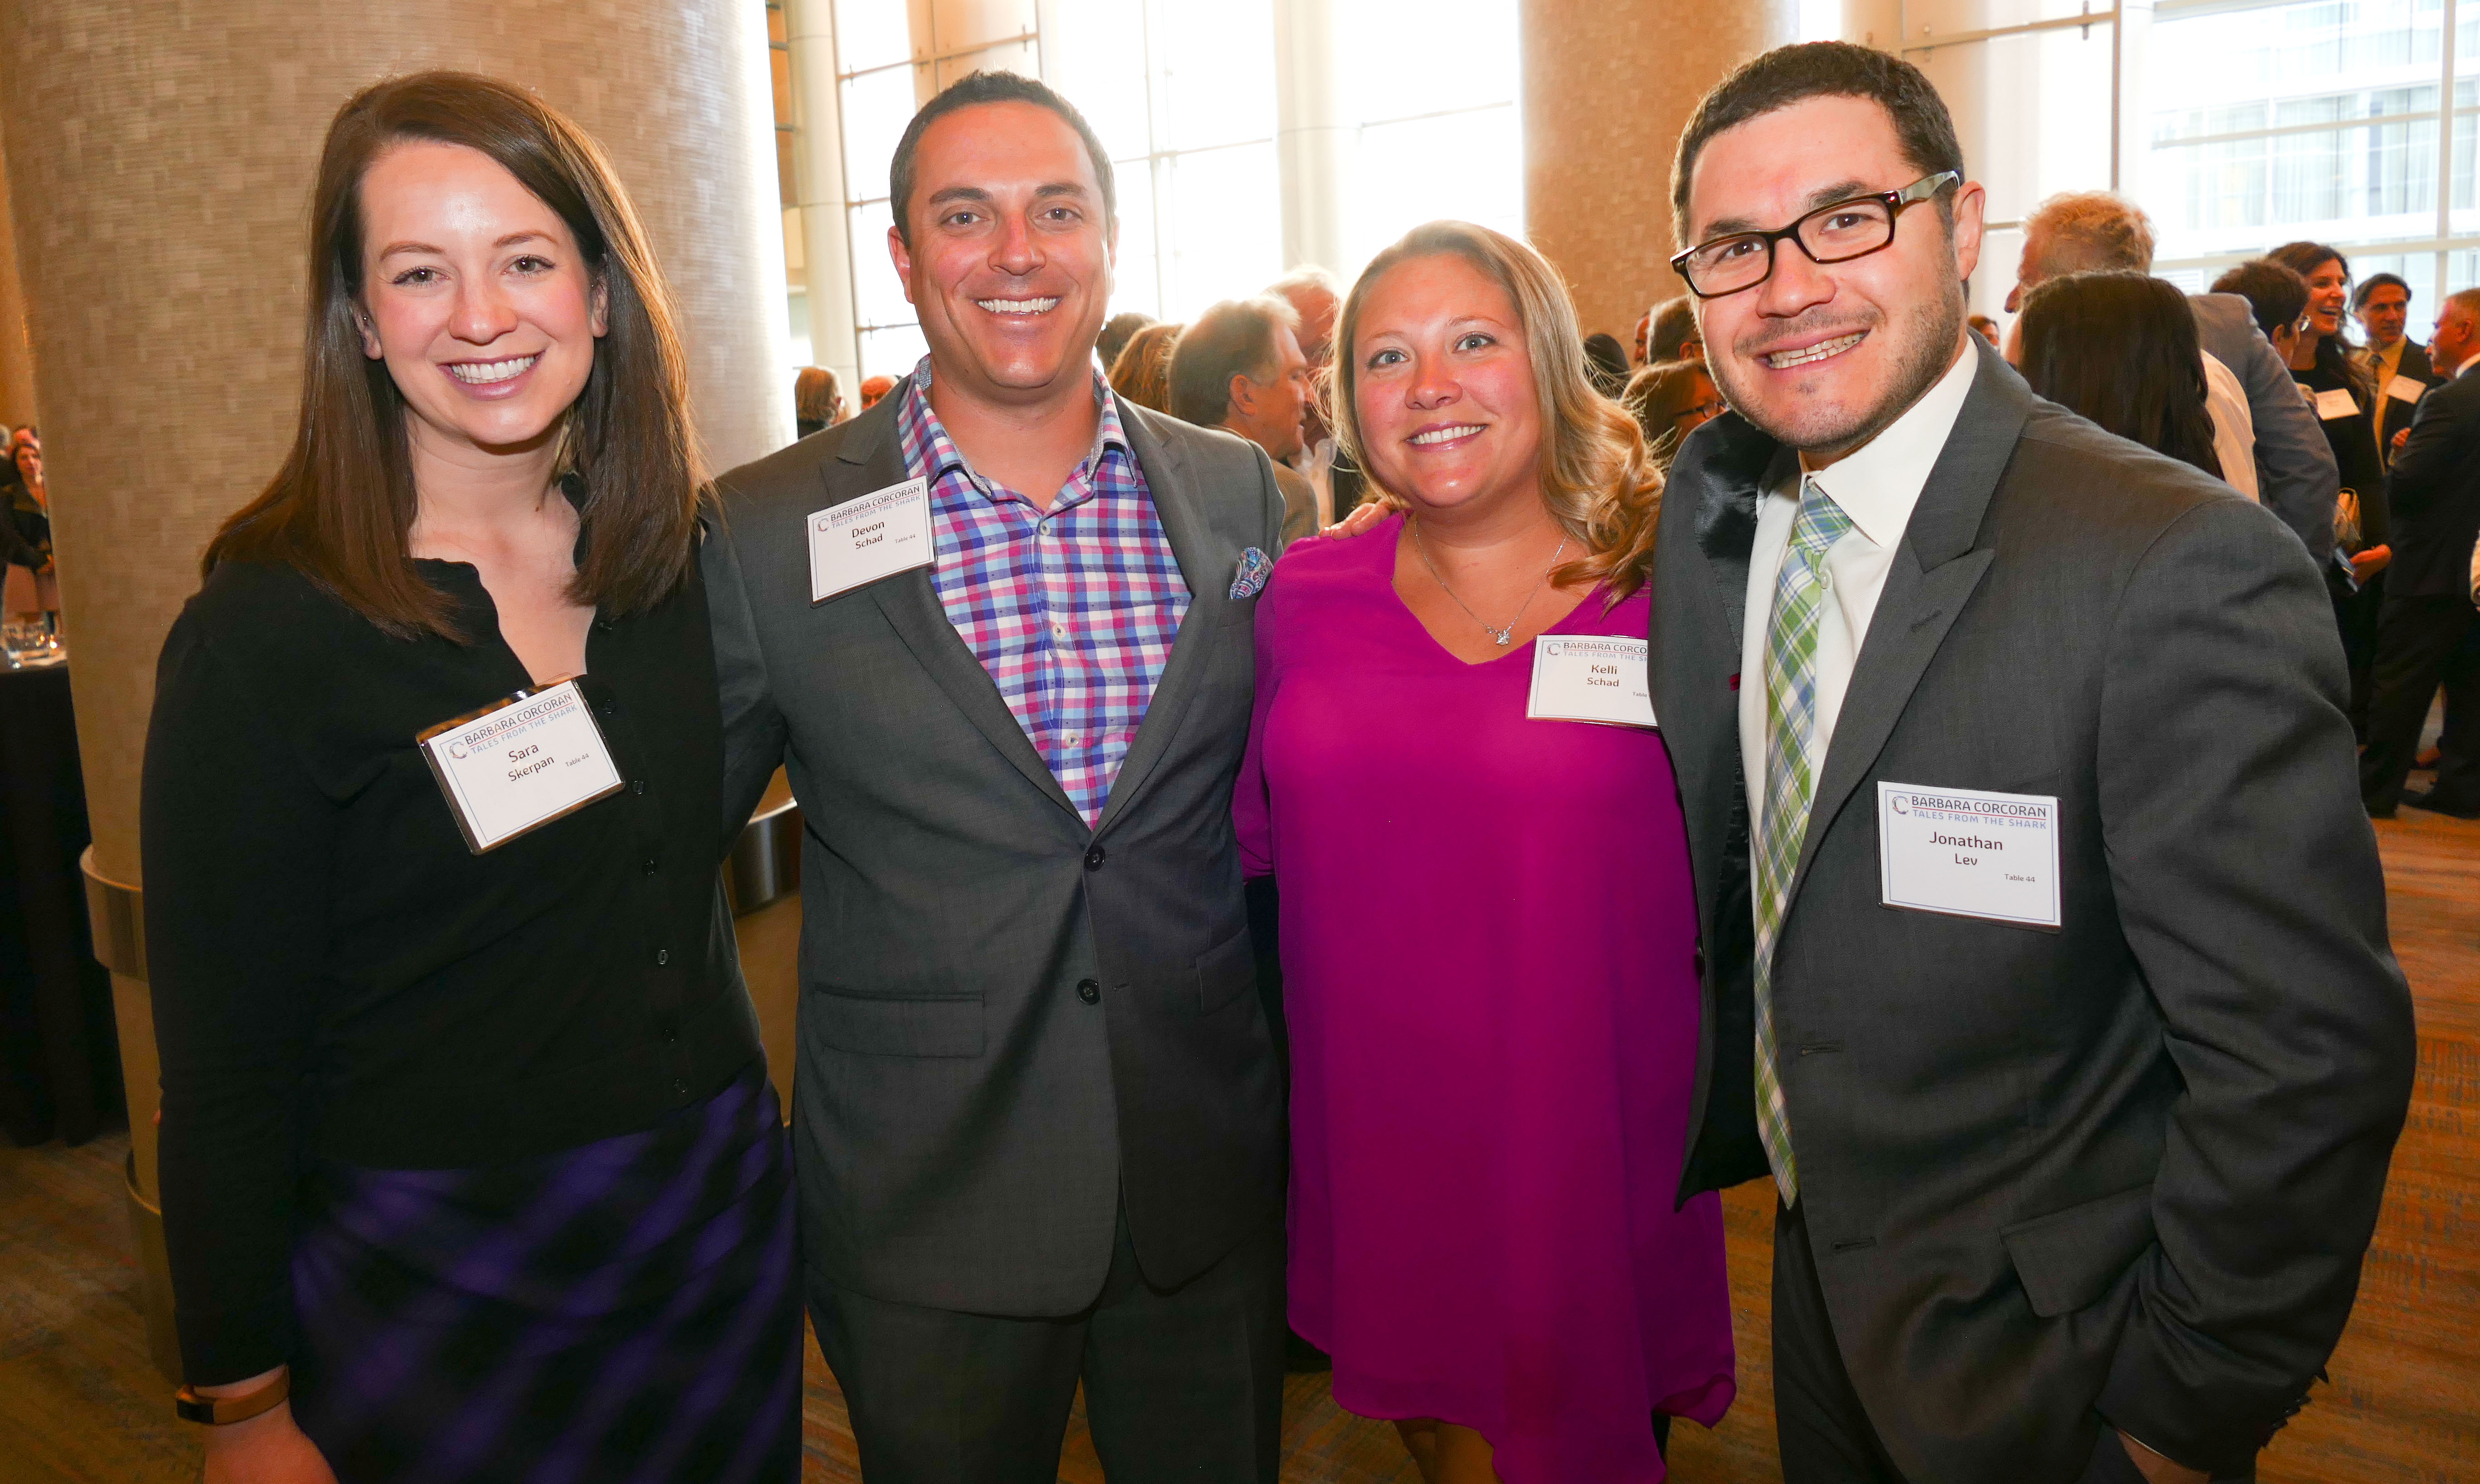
[1094,406,1223,836]
[833,399,1086,825]
[1790,344,2028,891]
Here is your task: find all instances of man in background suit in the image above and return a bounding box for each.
[704,72,1288,1482]
[2361,287,2480,818]
[2354,272,2433,464]
[1167,295,1322,541]
[1655,42,2413,1484]
[2005,190,2337,561]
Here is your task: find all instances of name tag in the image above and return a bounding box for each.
[2386,373,2426,404]
[1876,782,2061,929]
[2313,387,2359,422]
[1526,636,1656,728]
[809,478,932,604]
[417,680,625,854]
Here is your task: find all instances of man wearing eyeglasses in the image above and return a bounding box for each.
[1647,42,2412,1484]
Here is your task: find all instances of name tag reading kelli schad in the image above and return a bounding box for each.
[1526,636,1657,728]
[417,679,625,854]
[1876,782,2061,929]
[809,477,932,604]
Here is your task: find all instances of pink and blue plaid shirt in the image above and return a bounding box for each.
[895,358,1190,827]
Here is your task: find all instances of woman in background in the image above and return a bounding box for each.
[144,73,794,1484]
[1620,359,1727,474]
[1,437,55,624]
[2271,239,2389,734]
[1107,318,1180,411]
[1235,221,1732,1484]
[793,364,845,438]
[2015,270,2224,480]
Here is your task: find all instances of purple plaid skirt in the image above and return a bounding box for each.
[286,1072,799,1484]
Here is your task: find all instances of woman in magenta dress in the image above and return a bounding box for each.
[1234,221,1733,1484]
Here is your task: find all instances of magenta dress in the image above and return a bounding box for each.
[1234,515,1734,1483]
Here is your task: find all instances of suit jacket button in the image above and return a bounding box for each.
[1076,978,1101,1004]
[1084,846,1106,870]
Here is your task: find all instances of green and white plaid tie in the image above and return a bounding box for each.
[1753,476,1854,1206]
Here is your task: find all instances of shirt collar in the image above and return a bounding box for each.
[1796,341,1981,551]
[901,355,1131,493]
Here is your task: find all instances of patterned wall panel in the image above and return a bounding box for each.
[0,0,793,881]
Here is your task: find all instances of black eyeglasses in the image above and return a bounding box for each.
[1670,172,1961,300]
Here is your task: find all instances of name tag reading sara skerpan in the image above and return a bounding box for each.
[810,478,932,604]
[1876,782,2062,929]
[417,679,625,854]
[1526,636,1657,728]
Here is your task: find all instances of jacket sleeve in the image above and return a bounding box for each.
[143,609,333,1384]
[699,501,790,863]
[2381,374,2474,532]
[2091,498,2414,1471]
[2228,314,2341,566]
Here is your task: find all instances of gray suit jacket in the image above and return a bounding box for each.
[703,391,1288,1315]
[2191,291,2339,563]
[1653,340,2412,1478]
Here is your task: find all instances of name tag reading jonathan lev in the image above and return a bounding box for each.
[1876,781,2062,930]
[418,679,625,855]
[810,478,933,604]
[1526,636,1657,728]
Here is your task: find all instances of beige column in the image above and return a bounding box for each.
[1273,0,1352,275]
[0,115,33,430]
[1520,0,1796,337]
[787,0,863,398]
[0,0,790,1382]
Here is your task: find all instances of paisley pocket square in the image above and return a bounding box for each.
[1229,547,1273,600]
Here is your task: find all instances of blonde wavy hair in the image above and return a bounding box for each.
[1330,221,1662,602]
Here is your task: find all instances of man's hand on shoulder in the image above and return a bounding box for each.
[1322,499,1394,539]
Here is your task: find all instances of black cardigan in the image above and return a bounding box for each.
[141,554,762,1383]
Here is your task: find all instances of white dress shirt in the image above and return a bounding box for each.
[1738,343,1980,828]
[2199,350,2259,501]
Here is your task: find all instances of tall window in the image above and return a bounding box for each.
[1332,0,1523,273]
[784,0,1522,373]
[2145,0,2480,339]
[1911,0,2480,341]
[1050,0,1285,323]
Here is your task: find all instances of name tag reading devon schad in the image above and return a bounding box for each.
[417,680,625,855]
[810,478,932,604]
[1526,636,1657,728]
[1876,782,2062,929]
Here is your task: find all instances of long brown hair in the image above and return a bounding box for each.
[2018,271,2222,480]
[1331,221,1663,601]
[205,71,703,640]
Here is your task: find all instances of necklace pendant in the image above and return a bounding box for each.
[1490,627,1512,646]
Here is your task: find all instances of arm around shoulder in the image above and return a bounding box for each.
[698,500,790,859]
[142,599,337,1384]
[2091,497,2414,1470]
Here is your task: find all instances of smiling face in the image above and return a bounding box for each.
[1682,94,1981,461]
[1351,251,1543,517]
[354,140,607,459]
[2301,257,2349,341]
[891,101,1115,408]
[2355,282,2409,349]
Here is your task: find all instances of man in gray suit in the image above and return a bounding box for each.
[704,72,1288,1482]
[2004,190,2339,564]
[1657,43,2412,1484]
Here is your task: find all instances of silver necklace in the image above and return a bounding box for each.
[1410,518,1568,647]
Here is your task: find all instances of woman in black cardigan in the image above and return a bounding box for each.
[143,73,795,1484]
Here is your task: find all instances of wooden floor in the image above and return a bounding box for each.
[3,807,2473,1482]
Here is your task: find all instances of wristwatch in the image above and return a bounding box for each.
[174,1368,290,1426]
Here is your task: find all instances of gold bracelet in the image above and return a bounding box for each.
[174,1368,291,1426]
